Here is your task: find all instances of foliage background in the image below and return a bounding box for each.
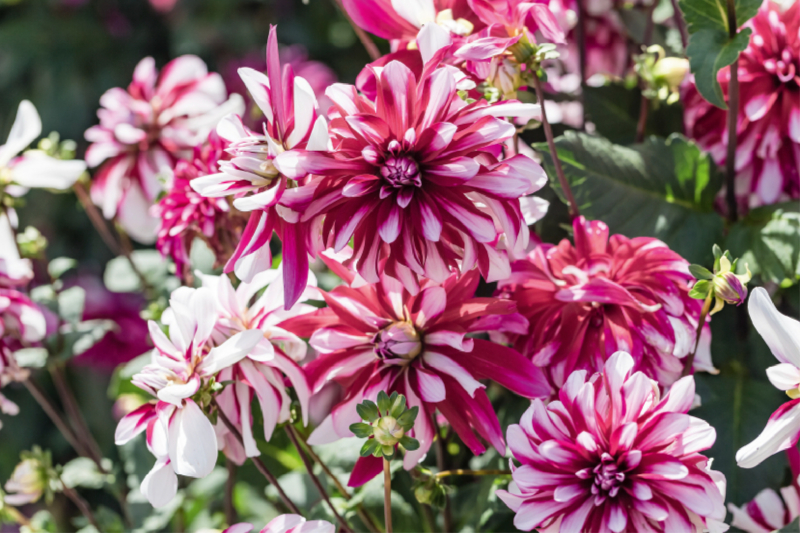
[0,0,798,531]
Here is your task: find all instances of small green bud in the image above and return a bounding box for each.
[374,416,405,447]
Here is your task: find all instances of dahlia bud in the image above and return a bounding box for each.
[350,391,420,458]
[652,57,690,92]
[689,245,751,314]
[374,416,404,446]
[4,448,53,506]
[635,45,688,104]
[488,59,523,100]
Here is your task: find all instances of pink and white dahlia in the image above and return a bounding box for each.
[1,100,86,197]
[225,515,334,533]
[684,0,800,210]
[496,216,713,393]
[114,287,263,507]
[497,351,728,533]
[190,26,329,307]
[152,133,236,280]
[736,287,800,469]
[275,58,546,291]
[281,252,550,486]
[728,449,800,533]
[85,55,243,242]
[196,267,317,463]
[342,0,482,46]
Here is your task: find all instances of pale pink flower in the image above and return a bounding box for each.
[280,251,549,487]
[736,287,800,469]
[728,448,800,533]
[1,100,86,196]
[190,26,329,308]
[85,56,243,243]
[3,458,46,506]
[0,211,33,288]
[224,515,334,533]
[152,133,234,280]
[498,351,728,532]
[197,267,318,463]
[684,0,800,211]
[496,216,714,393]
[114,287,263,507]
[275,58,546,292]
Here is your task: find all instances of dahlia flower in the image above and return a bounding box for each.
[225,515,334,533]
[152,133,234,280]
[114,287,263,507]
[497,351,728,532]
[684,0,799,210]
[342,0,482,45]
[736,287,800,469]
[85,55,243,242]
[190,26,328,307]
[197,267,317,463]
[275,58,546,291]
[496,216,714,392]
[728,449,800,533]
[0,212,33,288]
[1,100,86,195]
[280,251,550,486]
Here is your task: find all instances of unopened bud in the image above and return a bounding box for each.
[374,416,404,446]
[652,57,689,91]
[4,458,46,506]
[713,271,748,305]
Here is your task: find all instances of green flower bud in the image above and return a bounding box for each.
[374,416,405,446]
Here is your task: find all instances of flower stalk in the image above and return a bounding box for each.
[724,0,739,222]
[383,457,392,533]
[681,292,714,378]
[530,73,580,218]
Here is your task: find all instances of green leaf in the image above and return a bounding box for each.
[539,132,724,264]
[389,394,406,418]
[685,28,751,108]
[103,250,176,293]
[399,436,419,451]
[688,279,712,299]
[396,406,419,429]
[679,0,761,34]
[13,347,48,368]
[60,457,114,489]
[360,439,379,457]
[57,286,85,324]
[726,207,800,286]
[47,257,76,280]
[689,264,714,280]
[356,400,380,423]
[57,319,116,360]
[376,390,391,415]
[349,422,374,439]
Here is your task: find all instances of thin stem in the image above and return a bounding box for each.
[212,401,301,514]
[73,181,122,256]
[681,293,714,378]
[293,429,382,533]
[531,74,580,219]
[61,482,101,532]
[332,0,381,61]
[432,413,451,533]
[635,3,658,144]
[670,0,689,49]
[225,459,237,526]
[285,426,352,533]
[49,366,104,469]
[434,469,512,480]
[724,0,739,222]
[22,379,88,459]
[4,505,31,528]
[383,458,392,533]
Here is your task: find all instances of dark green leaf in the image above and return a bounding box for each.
[689,264,714,280]
[376,391,391,415]
[679,0,761,34]
[726,207,800,286]
[539,132,724,264]
[349,422,374,439]
[356,400,380,423]
[685,28,751,108]
[360,439,379,458]
[389,394,406,418]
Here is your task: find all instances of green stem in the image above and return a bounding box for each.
[681,293,714,378]
[383,458,393,533]
[724,0,739,222]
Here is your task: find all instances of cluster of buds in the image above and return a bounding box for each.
[690,245,752,314]
[350,391,419,459]
[634,45,690,105]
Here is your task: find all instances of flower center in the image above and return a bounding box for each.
[372,322,422,363]
[589,453,625,504]
[380,154,421,188]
